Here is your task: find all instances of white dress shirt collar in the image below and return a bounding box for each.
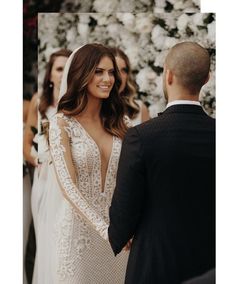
[166,100,201,109]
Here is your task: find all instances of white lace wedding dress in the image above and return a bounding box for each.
[43,113,129,283]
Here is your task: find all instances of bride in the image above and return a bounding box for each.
[48,43,131,283]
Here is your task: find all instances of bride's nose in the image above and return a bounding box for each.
[102,71,111,82]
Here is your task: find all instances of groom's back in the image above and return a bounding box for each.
[128,104,215,283]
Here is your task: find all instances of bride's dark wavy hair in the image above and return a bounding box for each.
[39,49,72,119]
[58,43,128,139]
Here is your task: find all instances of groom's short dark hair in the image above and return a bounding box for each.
[165,42,210,93]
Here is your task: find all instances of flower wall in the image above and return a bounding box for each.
[38,12,215,117]
[30,0,200,13]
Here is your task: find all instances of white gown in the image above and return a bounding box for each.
[34,112,129,283]
[31,106,57,284]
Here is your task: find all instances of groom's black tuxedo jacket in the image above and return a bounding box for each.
[108,104,215,284]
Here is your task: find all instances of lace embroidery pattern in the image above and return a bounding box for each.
[49,114,108,239]
[54,205,91,281]
[49,113,123,280]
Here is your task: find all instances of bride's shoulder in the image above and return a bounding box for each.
[50,112,74,126]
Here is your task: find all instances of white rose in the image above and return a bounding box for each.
[79,14,90,24]
[155,0,166,8]
[147,70,157,81]
[107,23,121,39]
[177,14,190,31]
[136,68,151,92]
[66,28,76,42]
[117,13,135,30]
[154,7,165,13]
[192,13,204,26]
[207,22,215,42]
[192,0,200,7]
[151,25,167,50]
[135,14,153,34]
[164,37,179,49]
[154,50,168,68]
[117,0,135,12]
[93,0,118,12]
[77,23,89,41]
[124,46,139,69]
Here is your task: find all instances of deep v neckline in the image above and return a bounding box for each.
[72,117,114,193]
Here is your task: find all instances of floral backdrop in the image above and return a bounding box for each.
[30,0,200,13]
[38,12,215,117]
[24,0,201,97]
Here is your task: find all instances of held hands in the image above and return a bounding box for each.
[123,238,133,251]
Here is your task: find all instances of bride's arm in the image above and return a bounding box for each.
[49,114,108,240]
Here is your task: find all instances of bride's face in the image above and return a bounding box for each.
[87,56,115,100]
[50,56,68,91]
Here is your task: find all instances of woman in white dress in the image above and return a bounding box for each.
[48,43,130,283]
[110,47,150,125]
[23,49,72,284]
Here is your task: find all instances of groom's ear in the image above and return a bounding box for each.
[166,69,173,86]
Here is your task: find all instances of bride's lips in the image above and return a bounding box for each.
[97,85,112,91]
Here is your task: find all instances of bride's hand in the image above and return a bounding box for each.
[123,238,132,251]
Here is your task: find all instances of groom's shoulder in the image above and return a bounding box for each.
[134,116,163,135]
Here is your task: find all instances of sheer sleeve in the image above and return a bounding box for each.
[49,114,108,240]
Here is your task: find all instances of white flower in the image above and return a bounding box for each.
[107,23,121,39]
[147,70,157,81]
[116,13,135,31]
[148,101,166,118]
[118,0,135,12]
[177,14,190,31]
[207,22,215,42]
[79,14,90,24]
[66,28,76,42]
[154,0,166,8]
[135,14,153,34]
[93,0,119,12]
[44,47,59,62]
[164,37,179,49]
[192,0,200,7]
[154,50,168,68]
[124,46,139,69]
[192,13,204,27]
[136,67,159,93]
[151,25,167,50]
[154,7,165,13]
[139,0,152,4]
[91,14,110,26]
[136,68,151,92]
[77,23,89,42]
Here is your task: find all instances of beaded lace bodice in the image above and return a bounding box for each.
[49,113,122,240]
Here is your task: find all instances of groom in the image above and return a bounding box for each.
[108,42,215,284]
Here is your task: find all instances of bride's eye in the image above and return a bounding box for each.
[95,69,103,74]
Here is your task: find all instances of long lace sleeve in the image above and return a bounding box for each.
[49,114,108,240]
